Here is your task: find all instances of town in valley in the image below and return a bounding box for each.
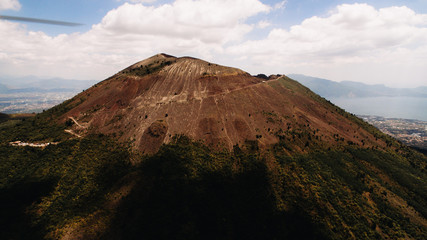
[360,115,427,150]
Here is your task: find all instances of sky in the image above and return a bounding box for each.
[0,0,426,88]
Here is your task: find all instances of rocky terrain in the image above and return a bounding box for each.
[59,54,387,154]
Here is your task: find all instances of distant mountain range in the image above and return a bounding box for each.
[288,74,427,98]
[0,76,98,94]
[0,83,8,93]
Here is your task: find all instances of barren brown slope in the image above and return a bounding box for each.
[58,54,388,153]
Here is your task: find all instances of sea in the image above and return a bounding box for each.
[328,97,427,121]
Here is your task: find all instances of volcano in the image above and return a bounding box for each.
[2,54,427,239]
[59,54,386,153]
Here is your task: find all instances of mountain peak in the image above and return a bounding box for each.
[127,53,177,69]
[58,55,388,153]
[121,53,248,81]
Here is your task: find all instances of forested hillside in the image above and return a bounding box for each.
[0,114,426,239]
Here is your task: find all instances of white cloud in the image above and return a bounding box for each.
[256,20,271,29]
[0,0,270,80]
[274,0,287,10]
[97,0,269,44]
[227,3,427,87]
[0,2,426,88]
[117,0,157,3]
[130,0,157,3]
[0,0,21,10]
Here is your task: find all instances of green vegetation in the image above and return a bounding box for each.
[0,114,67,143]
[123,60,175,77]
[102,136,329,240]
[102,138,426,239]
[0,115,426,239]
[0,134,131,239]
[0,112,9,121]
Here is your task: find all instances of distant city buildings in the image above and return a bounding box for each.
[0,92,76,113]
[360,115,427,150]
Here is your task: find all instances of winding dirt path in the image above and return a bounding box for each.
[64,129,82,138]
[69,117,86,128]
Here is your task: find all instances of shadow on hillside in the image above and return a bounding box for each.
[411,146,427,156]
[0,179,56,240]
[102,148,328,240]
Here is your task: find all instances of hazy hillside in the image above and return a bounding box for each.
[0,76,97,91]
[288,74,427,98]
[0,83,8,93]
